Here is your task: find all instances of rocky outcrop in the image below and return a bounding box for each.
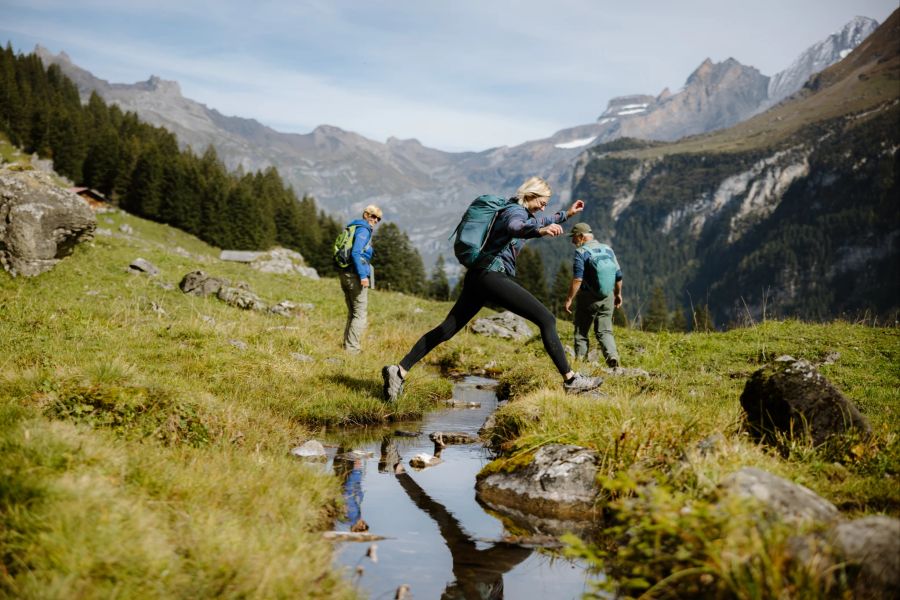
[740,356,871,447]
[719,467,840,525]
[470,311,533,340]
[0,166,95,277]
[475,444,600,534]
[220,247,319,279]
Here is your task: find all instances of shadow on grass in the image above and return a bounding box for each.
[322,373,383,400]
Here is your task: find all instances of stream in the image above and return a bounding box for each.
[323,376,595,599]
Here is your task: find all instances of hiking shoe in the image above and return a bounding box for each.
[382,365,405,402]
[564,372,604,395]
[607,358,619,368]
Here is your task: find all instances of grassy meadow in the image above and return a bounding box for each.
[1,206,898,599]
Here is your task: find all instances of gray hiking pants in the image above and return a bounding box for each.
[574,290,619,365]
[340,270,368,352]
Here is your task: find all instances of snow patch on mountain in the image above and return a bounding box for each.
[554,137,597,149]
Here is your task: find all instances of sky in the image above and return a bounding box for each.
[1,0,896,152]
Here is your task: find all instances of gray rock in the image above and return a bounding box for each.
[216,286,267,311]
[719,467,840,526]
[290,353,314,363]
[0,166,95,277]
[269,300,301,317]
[696,432,726,457]
[229,339,248,351]
[291,440,327,461]
[219,250,262,262]
[740,356,871,447]
[475,444,600,523]
[128,257,159,276]
[179,270,228,297]
[118,223,133,234]
[249,247,320,280]
[829,515,900,597]
[470,311,534,340]
[429,431,479,446]
[409,453,442,469]
[295,266,319,280]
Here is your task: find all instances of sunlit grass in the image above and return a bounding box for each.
[1,207,897,598]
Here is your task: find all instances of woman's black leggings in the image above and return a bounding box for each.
[399,269,571,376]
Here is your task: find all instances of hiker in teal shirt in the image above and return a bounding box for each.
[564,222,623,368]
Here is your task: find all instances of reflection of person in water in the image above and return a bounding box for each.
[334,448,367,532]
[380,436,531,599]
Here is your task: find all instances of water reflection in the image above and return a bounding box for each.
[329,377,589,599]
[333,447,367,532]
[382,436,532,599]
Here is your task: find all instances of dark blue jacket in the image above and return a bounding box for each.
[347,218,373,280]
[480,201,568,276]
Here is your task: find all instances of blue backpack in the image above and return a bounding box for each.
[581,242,619,297]
[451,195,513,268]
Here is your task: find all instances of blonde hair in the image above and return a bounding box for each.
[515,176,551,205]
[363,204,383,220]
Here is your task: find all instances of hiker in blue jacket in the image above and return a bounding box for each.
[564,222,623,368]
[382,176,604,401]
[339,204,382,353]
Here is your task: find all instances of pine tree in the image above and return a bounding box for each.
[671,307,688,332]
[516,245,549,305]
[372,222,426,295]
[428,255,451,301]
[549,262,573,320]
[643,286,670,332]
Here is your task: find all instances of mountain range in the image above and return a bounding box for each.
[563,10,899,325]
[34,16,879,272]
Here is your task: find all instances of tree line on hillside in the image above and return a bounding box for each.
[0,44,431,291]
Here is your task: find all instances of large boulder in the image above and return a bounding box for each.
[475,444,600,534]
[0,166,95,276]
[740,356,870,447]
[470,311,533,340]
[828,515,900,597]
[719,467,840,526]
[250,247,319,280]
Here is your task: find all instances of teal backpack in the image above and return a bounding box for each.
[581,242,619,297]
[451,195,513,268]
[333,224,358,269]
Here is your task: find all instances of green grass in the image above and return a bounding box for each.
[1,206,897,598]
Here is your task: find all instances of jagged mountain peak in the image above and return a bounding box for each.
[687,57,761,86]
[129,75,182,96]
[766,15,879,105]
